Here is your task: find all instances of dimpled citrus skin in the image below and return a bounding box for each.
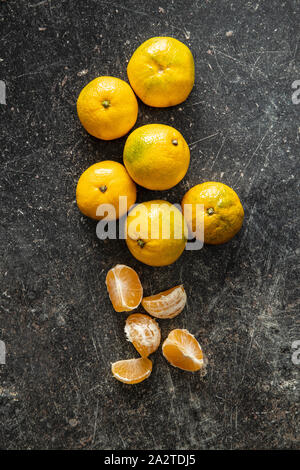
[76,161,136,220]
[182,182,244,245]
[77,76,138,140]
[126,200,188,267]
[127,37,195,107]
[123,124,190,190]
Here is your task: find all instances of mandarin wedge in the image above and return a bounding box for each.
[111,357,152,384]
[125,313,161,357]
[162,329,205,372]
[142,285,186,319]
[106,264,143,312]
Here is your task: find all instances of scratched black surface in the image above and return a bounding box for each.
[0,0,299,450]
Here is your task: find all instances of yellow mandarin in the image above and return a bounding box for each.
[123,124,190,190]
[77,76,138,140]
[182,182,244,244]
[76,161,136,221]
[125,200,188,266]
[127,37,195,107]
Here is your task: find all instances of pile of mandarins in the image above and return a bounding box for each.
[75,37,245,384]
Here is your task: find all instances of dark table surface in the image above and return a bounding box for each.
[0,0,299,450]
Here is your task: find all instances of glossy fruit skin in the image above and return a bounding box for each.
[124,313,161,357]
[123,124,190,190]
[77,76,138,140]
[125,200,188,267]
[127,37,195,107]
[111,357,152,384]
[182,182,244,245]
[76,161,136,220]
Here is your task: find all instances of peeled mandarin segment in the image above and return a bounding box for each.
[162,329,204,372]
[142,285,187,319]
[105,264,143,312]
[124,313,161,357]
[111,357,152,384]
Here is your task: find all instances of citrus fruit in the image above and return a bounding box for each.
[125,313,161,357]
[142,285,186,319]
[77,76,138,140]
[76,161,136,220]
[111,357,152,384]
[123,124,190,190]
[127,37,195,107]
[182,182,244,244]
[125,200,188,266]
[162,329,204,372]
[105,264,143,312]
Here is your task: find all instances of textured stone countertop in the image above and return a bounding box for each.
[0,0,299,450]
